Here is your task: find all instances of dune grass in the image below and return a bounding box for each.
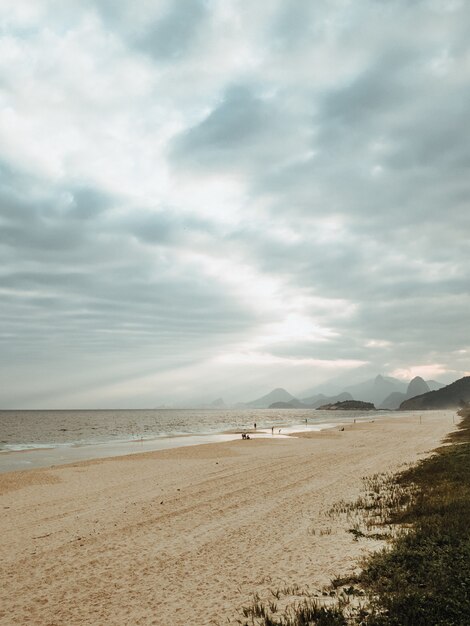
[358,407,470,625]
[236,408,470,625]
[240,598,348,626]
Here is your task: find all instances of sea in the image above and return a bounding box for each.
[0,408,385,473]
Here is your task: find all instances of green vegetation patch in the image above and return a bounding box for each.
[240,599,348,626]
[360,408,470,625]
[234,410,470,625]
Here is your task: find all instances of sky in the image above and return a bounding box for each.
[1,0,469,409]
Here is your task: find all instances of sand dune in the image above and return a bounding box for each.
[0,411,456,625]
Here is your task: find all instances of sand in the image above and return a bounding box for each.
[0,411,457,625]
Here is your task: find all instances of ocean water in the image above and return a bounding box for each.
[0,408,383,472]
[0,408,379,451]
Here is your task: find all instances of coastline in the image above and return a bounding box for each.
[0,409,407,474]
[0,410,457,626]
[0,432,243,474]
[0,417,351,474]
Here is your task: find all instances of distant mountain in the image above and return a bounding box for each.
[301,392,327,404]
[300,374,446,403]
[344,375,407,406]
[380,376,431,410]
[301,392,353,409]
[317,400,376,411]
[427,380,446,391]
[407,376,431,398]
[400,376,470,410]
[210,397,226,408]
[268,392,353,409]
[380,391,408,410]
[240,376,449,412]
[242,387,297,409]
[269,399,306,409]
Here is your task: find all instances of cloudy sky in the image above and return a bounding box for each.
[1,0,469,408]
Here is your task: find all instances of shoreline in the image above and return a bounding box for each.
[0,410,457,625]
[0,410,414,474]
[0,420,347,474]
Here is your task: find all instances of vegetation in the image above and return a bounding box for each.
[359,406,470,625]
[240,597,348,626]
[316,400,375,411]
[399,375,470,409]
[236,408,470,625]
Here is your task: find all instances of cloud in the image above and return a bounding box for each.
[0,0,469,407]
[136,0,209,61]
[0,164,258,406]
[170,82,311,180]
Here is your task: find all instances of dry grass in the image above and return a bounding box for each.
[235,409,470,625]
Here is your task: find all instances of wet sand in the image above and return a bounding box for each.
[0,411,456,625]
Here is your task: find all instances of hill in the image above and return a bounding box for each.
[317,400,376,411]
[241,387,297,409]
[380,376,430,410]
[300,392,353,409]
[400,376,470,410]
[210,397,226,408]
[427,379,446,391]
[269,392,354,409]
[344,375,407,406]
[269,399,305,409]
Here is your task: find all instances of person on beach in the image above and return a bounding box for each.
[254,423,256,429]
[271,426,274,435]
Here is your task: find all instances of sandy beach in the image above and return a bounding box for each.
[0,411,456,626]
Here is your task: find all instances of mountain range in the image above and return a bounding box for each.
[269,392,353,409]
[237,375,445,409]
[235,387,297,409]
[380,376,432,410]
[399,376,470,410]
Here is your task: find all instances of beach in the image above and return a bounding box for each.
[0,411,456,626]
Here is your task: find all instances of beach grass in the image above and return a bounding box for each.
[237,408,470,625]
[239,599,348,626]
[359,407,470,625]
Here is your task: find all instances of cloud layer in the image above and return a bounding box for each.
[1,0,469,407]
